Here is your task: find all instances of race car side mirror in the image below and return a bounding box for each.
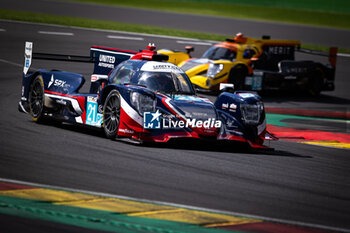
[185,46,194,54]
[219,83,235,93]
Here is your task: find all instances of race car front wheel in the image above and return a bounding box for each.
[29,75,45,122]
[228,66,247,90]
[103,90,121,139]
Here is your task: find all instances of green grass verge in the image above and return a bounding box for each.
[0,9,224,41]
[67,0,350,30]
[158,0,350,14]
[1,9,350,54]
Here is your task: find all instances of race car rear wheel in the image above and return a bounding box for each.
[228,66,247,90]
[29,75,45,122]
[103,90,120,139]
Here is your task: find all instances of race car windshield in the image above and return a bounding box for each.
[202,46,236,60]
[137,71,194,95]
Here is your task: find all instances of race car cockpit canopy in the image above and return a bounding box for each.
[136,61,194,95]
[202,46,237,61]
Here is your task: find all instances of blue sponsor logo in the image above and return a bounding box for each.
[143,110,161,129]
[25,59,30,68]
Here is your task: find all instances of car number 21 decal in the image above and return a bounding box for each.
[86,97,103,127]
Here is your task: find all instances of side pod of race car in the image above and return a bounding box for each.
[158,33,337,96]
[19,42,277,149]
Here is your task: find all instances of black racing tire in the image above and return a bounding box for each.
[307,67,324,97]
[228,66,247,91]
[103,90,121,139]
[29,75,45,123]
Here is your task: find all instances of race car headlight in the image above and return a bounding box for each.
[240,102,263,126]
[130,92,156,115]
[258,101,264,114]
[207,63,223,78]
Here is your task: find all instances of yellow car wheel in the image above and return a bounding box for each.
[307,66,324,96]
[228,66,247,90]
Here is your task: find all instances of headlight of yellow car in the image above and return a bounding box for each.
[207,63,224,78]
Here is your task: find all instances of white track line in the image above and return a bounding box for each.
[0,28,6,32]
[38,31,74,36]
[9,18,350,58]
[5,19,349,57]
[2,19,350,58]
[0,58,36,70]
[0,177,348,233]
[0,58,25,68]
[0,19,217,43]
[107,35,144,40]
[338,53,350,58]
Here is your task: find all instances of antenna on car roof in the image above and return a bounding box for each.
[131,43,169,61]
[147,43,156,51]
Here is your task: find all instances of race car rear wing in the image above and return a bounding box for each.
[90,46,138,75]
[23,42,138,76]
[296,47,338,68]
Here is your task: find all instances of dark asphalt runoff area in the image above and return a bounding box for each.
[0,20,349,232]
[1,0,350,49]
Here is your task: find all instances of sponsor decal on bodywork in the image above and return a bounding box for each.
[85,96,103,127]
[23,42,32,75]
[141,61,184,73]
[143,110,221,130]
[47,75,71,92]
[222,103,237,112]
[98,54,115,69]
[91,74,108,83]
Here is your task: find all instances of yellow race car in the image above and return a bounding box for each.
[159,33,337,95]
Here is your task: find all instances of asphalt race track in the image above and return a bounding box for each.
[0,8,350,233]
[1,0,350,49]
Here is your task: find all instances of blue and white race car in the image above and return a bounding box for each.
[18,42,276,148]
